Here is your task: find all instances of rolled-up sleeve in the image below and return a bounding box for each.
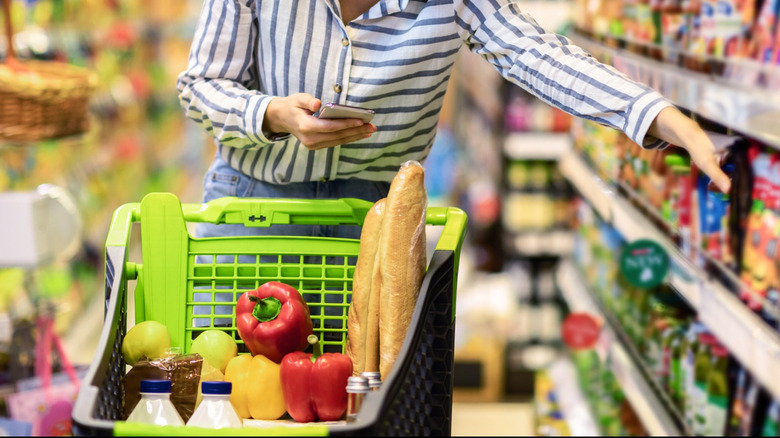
[177,0,283,149]
[454,0,672,148]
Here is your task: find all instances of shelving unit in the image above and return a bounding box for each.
[504,132,573,161]
[569,32,780,150]
[557,260,686,436]
[559,151,780,402]
[508,230,574,257]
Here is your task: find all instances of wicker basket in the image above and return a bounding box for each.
[0,60,98,143]
[1,0,98,143]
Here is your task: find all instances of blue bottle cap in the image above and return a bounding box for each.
[140,380,172,393]
[201,381,232,395]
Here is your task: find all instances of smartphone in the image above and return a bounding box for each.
[318,103,375,123]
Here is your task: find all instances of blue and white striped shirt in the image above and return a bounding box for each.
[177,0,671,184]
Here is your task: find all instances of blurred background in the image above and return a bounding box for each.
[2,0,780,435]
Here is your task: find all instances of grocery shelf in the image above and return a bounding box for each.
[545,355,600,436]
[507,230,574,257]
[569,33,780,150]
[504,132,572,160]
[559,151,780,401]
[556,260,685,436]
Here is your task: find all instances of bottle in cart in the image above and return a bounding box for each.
[346,376,370,423]
[360,371,382,391]
[187,381,242,429]
[126,380,185,426]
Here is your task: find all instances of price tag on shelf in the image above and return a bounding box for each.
[562,312,602,350]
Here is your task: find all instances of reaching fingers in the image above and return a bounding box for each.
[690,147,732,193]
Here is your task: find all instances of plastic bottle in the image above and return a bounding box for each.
[761,401,780,436]
[186,381,242,429]
[705,343,730,435]
[664,322,687,406]
[693,332,717,435]
[680,321,705,424]
[126,380,185,426]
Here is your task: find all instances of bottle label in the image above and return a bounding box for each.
[707,395,729,435]
[684,350,697,425]
[693,381,709,434]
[670,357,681,397]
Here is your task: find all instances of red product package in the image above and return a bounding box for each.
[740,144,780,305]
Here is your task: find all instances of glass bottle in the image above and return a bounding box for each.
[346,376,369,422]
[127,380,185,426]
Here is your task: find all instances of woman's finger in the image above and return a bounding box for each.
[691,148,732,193]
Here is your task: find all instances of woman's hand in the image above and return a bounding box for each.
[647,107,731,193]
[263,93,376,150]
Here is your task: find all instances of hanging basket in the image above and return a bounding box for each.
[1,0,98,143]
[0,60,98,142]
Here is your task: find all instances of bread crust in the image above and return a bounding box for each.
[346,198,386,376]
[378,162,427,380]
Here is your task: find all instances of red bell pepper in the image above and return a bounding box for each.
[236,281,314,363]
[280,335,353,422]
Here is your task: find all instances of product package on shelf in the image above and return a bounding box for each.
[571,200,780,436]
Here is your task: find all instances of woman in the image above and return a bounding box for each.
[177,0,730,240]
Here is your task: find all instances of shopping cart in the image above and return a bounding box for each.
[72,192,467,436]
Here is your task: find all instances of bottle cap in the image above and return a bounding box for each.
[346,376,369,393]
[202,381,232,395]
[361,371,382,389]
[140,380,172,394]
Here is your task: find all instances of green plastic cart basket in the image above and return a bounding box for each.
[72,192,467,436]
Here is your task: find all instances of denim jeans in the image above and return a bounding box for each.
[192,153,390,329]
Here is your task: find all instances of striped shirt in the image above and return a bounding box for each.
[177,0,671,184]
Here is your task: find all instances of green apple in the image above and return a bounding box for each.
[122,320,172,365]
[190,330,238,372]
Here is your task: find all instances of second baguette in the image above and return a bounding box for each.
[346,198,386,376]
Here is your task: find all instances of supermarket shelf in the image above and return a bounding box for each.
[504,132,572,160]
[570,33,780,150]
[507,230,574,257]
[556,261,685,436]
[559,151,780,402]
[545,355,600,436]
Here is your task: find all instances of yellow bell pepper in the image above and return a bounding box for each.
[224,354,286,420]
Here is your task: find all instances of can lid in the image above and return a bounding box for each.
[360,371,381,379]
[202,381,232,395]
[140,380,172,394]
[346,376,369,393]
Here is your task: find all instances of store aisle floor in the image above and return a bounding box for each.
[452,402,535,436]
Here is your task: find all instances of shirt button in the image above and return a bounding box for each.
[333,84,342,93]
[341,38,349,46]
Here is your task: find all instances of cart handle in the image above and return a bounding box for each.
[106,194,467,253]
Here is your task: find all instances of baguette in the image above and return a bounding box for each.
[346,198,386,376]
[379,161,427,380]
